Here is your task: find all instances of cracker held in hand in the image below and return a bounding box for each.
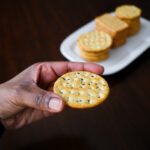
[54,71,110,108]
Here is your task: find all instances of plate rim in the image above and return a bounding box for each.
[60,17,150,75]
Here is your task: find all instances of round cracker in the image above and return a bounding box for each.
[79,49,109,57]
[54,71,109,108]
[115,5,141,19]
[80,53,109,62]
[78,31,112,52]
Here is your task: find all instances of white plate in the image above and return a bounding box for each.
[60,17,150,75]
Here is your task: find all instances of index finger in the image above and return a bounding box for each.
[50,61,104,76]
[38,61,104,87]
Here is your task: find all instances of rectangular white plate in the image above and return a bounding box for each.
[60,16,150,75]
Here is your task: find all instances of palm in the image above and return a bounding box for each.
[2,108,51,129]
[2,85,54,129]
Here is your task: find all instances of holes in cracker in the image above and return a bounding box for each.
[75,99,82,103]
[74,72,81,76]
[66,78,70,80]
[96,86,99,89]
[60,90,63,94]
[80,78,86,86]
[81,78,84,83]
[61,77,66,80]
[99,93,104,98]
[87,99,91,104]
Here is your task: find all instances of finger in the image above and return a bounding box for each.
[38,61,104,87]
[50,61,104,75]
[18,86,65,113]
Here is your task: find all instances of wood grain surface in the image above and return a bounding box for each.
[0,0,150,149]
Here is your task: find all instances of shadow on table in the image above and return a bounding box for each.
[16,135,92,150]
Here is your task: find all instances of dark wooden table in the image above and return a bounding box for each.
[0,0,150,149]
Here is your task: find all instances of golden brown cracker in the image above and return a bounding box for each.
[54,71,110,108]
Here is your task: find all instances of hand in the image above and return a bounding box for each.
[0,62,104,129]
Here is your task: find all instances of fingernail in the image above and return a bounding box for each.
[49,98,63,111]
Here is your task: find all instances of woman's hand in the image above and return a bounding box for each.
[0,62,104,129]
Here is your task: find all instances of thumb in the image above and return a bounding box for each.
[20,86,65,112]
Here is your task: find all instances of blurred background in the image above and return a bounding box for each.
[0,0,150,149]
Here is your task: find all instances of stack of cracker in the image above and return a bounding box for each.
[77,31,112,62]
[115,5,142,36]
[95,13,129,48]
